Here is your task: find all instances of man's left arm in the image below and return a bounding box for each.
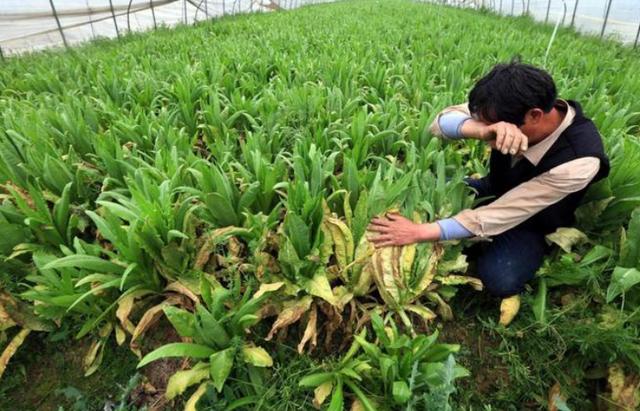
[453,157,601,238]
[368,157,600,246]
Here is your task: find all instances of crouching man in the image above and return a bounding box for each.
[368,61,609,309]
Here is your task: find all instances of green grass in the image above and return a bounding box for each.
[1,0,640,409]
[0,332,139,411]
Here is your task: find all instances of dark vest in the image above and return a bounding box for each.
[487,100,610,234]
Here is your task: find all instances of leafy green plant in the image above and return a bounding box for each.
[300,311,468,410]
[137,278,275,406]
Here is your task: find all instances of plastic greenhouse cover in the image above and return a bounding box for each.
[0,0,284,56]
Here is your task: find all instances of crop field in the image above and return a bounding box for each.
[1,0,640,410]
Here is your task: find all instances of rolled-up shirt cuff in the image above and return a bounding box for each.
[436,218,473,240]
[437,112,472,139]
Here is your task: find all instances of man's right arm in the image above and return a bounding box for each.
[429,104,529,155]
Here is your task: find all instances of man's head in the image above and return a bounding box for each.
[468,62,557,137]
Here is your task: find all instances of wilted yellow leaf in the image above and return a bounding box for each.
[372,245,401,306]
[405,304,437,322]
[194,227,246,269]
[499,295,521,326]
[608,364,640,410]
[351,399,365,411]
[0,304,16,332]
[426,292,453,321]
[326,217,355,271]
[350,234,375,296]
[242,345,273,367]
[0,328,30,380]
[545,227,589,253]
[116,289,153,336]
[253,282,285,300]
[547,382,566,411]
[130,299,178,356]
[297,304,318,353]
[400,242,417,280]
[313,381,333,408]
[165,362,209,400]
[164,281,199,303]
[83,339,104,376]
[266,296,313,340]
[438,275,483,291]
[304,270,338,306]
[115,324,126,346]
[413,244,444,296]
[184,382,208,411]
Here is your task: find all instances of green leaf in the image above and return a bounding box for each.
[392,380,410,404]
[138,343,215,368]
[43,255,125,275]
[327,379,343,411]
[532,278,547,324]
[209,347,235,392]
[620,207,640,268]
[284,212,311,258]
[163,306,196,338]
[67,278,120,312]
[344,379,377,411]
[298,372,334,387]
[53,182,72,239]
[606,267,640,303]
[195,304,230,348]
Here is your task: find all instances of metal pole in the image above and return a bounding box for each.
[499,0,502,14]
[0,46,4,61]
[85,0,97,38]
[183,0,187,24]
[150,0,157,29]
[634,18,640,48]
[545,0,551,23]
[570,0,579,27]
[526,0,530,14]
[49,0,68,48]
[223,0,226,15]
[127,0,134,32]
[204,0,209,17]
[600,0,613,38]
[109,0,120,38]
[511,0,514,15]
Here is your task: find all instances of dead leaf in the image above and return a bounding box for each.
[129,295,183,356]
[547,382,566,411]
[297,304,318,353]
[164,281,199,303]
[499,295,521,326]
[313,381,333,408]
[253,282,284,300]
[546,227,589,253]
[351,399,365,411]
[0,328,30,379]
[608,364,640,410]
[266,296,313,341]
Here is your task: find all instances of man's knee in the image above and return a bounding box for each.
[480,273,527,297]
[477,255,536,297]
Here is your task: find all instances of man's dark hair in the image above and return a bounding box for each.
[468,61,557,126]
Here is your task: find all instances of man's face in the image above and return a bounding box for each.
[519,108,545,139]
[473,108,544,140]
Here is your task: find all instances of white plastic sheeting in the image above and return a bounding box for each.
[423,0,640,46]
[0,0,325,56]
